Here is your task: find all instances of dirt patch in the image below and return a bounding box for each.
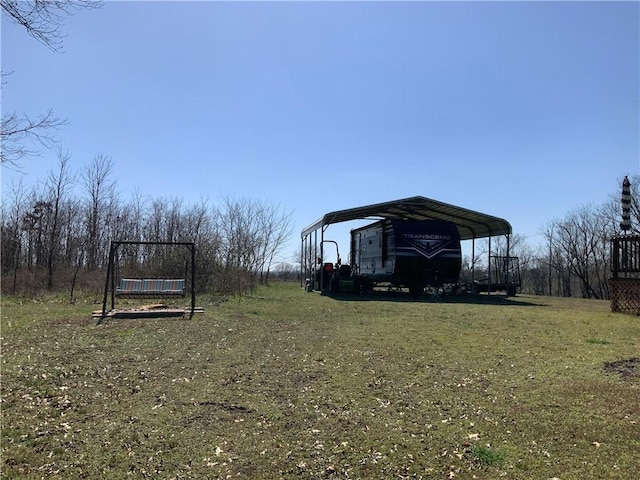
[603,358,640,380]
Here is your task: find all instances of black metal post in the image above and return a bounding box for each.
[100,241,116,322]
[190,243,196,318]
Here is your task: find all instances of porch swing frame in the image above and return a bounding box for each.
[99,240,196,321]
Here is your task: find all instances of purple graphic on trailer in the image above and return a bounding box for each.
[393,220,461,259]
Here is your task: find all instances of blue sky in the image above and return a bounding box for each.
[2,0,639,259]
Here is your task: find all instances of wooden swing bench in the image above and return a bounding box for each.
[115,278,186,298]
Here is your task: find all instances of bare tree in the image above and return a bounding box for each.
[1,0,102,51]
[114,189,148,274]
[1,0,102,167]
[218,197,259,294]
[525,248,551,296]
[214,197,293,293]
[543,205,612,299]
[0,179,29,293]
[65,197,85,302]
[181,199,222,293]
[0,109,66,167]
[81,153,116,269]
[255,200,293,284]
[43,149,75,289]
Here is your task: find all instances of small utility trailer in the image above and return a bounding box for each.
[470,255,521,296]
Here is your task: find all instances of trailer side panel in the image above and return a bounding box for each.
[351,219,461,289]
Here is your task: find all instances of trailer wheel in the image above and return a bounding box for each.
[409,283,423,297]
[359,278,372,294]
[329,274,339,293]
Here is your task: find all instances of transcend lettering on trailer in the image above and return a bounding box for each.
[403,234,452,240]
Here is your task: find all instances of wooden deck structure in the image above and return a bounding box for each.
[610,234,640,315]
[92,304,204,321]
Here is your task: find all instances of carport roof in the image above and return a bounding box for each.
[301,196,512,241]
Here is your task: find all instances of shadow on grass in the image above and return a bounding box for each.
[320,290,546,307]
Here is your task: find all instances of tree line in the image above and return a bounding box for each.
[1,153,294,298]
[2,156,637,300]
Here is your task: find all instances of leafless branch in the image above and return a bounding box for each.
[1,109,67,168]
[1,0,102,51]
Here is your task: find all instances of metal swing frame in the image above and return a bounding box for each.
[99,240,196,321]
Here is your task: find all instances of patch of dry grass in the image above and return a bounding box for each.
[1,285,639,479]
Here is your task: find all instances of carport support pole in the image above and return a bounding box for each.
[505,234,511,298]
[314,229,318,289]
[320,225,325,291]
[487,236,492,296]
[471,238,475,285]
[299,237,303,287]
[191,243,196,315]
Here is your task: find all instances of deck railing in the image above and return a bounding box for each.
[611,234,640,277]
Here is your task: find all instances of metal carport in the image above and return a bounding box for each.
[301,196,513,293]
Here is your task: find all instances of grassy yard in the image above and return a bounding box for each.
[1,283,639,479]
